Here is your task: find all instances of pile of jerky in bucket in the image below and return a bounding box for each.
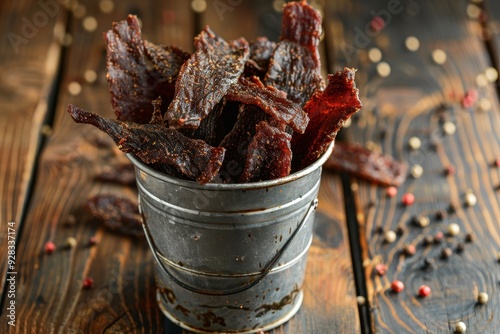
[67,0,362,184]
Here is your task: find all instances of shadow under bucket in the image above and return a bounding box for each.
[127,143,334,333]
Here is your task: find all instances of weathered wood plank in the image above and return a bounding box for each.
[0,0,66,309]
[484,0,500,74]
[327,0,500,332]
[4,1,193,332]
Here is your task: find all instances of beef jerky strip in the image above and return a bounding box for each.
[264,1,324,107]
[218,105,270,182]
[67,101,225,184]
[292,68,362,170]
[165,26,249,129]
[105,15,188,123]
[325,142,408,187]
[226,76,308,134]
[239,121,292,183]
[244,37,277,79]
[86,194,143,237]
[97,163,136,186]
[144,41,190,107]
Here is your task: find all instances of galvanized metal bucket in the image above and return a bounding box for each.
[127,143,334,333]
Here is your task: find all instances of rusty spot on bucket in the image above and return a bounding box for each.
[255,286,300,318]
[159,287,176,304]
[175,305,191,316]
[195,311,226,327]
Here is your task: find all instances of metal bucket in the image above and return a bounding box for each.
[127,143,334,333]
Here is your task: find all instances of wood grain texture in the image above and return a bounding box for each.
[327,0,500,332]
[4,1,193,333]
[0,0,66,307]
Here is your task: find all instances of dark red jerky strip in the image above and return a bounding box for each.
[292,68,362,170]
[67,103,225,184]
[324,142,408,187]
[281,0,323,51]
[218,105,271,183]
[105,15,183,123]
[165,26,249,129]
[244,37,277,79]
[97,163,136,186]
[144,41,190,108]
[264,1,324,107]
[226,76,308,134]
[239,121,292,183]
[85,194,143,237]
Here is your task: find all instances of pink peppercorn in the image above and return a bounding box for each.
[418,285,431,297]
[82,277,94,289]
[391,280,404,293]
[44,241,56,254]
[462,89,478,108]
[494,158,500,168]
[375,263,387,276]
[386,186,398,198]
[444,165,456,176]
[402,193,415,206]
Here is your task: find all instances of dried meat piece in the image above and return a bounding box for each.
[226,76,308,133]
[165,26,249,129]
[244,37,277,79]
[105,15,188,123]
[281,0,322,52]
[324,142,408,187]
[264,1,324,107]
[86,194,143,237]
[292,68,362,170]
[67,101,225,184]
[97,163,136,186]
[218,105,270,182]
[239,121,292,182]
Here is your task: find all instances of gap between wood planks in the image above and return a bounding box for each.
[0,10,71,313]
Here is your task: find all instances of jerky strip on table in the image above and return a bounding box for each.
[292,68,362,170]
[325,142,408,187]
[86,194,143,238]
[239,121,292,183]
[104,15,188,123]
[264,1,324,107]
[165,26,249,129]
[97,163,136,186]
[226,76,308,134]
[67,103,225,184]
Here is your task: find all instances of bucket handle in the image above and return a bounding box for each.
[141,198,318,296]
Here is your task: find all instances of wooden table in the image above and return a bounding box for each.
[1,0,500,333]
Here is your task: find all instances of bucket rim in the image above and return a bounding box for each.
[127,142,334,190]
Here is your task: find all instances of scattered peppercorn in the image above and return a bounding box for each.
[386,186,398,198]
[391,280,404,293]
[418,285,431,297]
[89,236,97,246]
[465,192,477,207]
[478,292,489,305]
[385,230,397,244]
[408,137,421,150]
[402,193,415,206]
[434,231,444,243]
[403,244,416,256]
[417,216,430,227]
[66,237,77,248]
[444,165,456,176]
[356,295,366,305]
[448,203,457,214]
[82,277,94,289]
[424,235,435,246]
[375,263,387,276]
[441,247,453,259]
[454,321,467,333]
[423,257,434,269]
[465,233,474,243]
[395,226,405,235]
[435,209,447,220]
[44,241,56,254]
[456,243,465,254]
[448,223,461,236]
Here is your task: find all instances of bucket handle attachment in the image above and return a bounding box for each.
[142,198,319,296]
